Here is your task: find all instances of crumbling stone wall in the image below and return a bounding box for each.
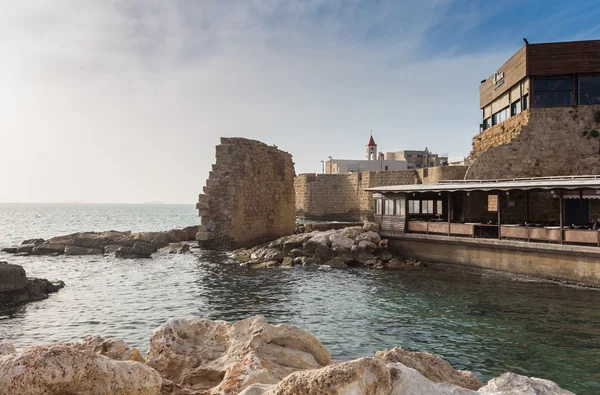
[466,106,600,180]
[197,138,296,249]
[417,166,468,184]
[471,111,530,158]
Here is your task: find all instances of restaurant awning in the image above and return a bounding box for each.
[366,176,600,194]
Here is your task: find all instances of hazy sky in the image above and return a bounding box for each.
[2,0,599,203]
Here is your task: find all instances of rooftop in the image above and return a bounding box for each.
[366,175,600,193]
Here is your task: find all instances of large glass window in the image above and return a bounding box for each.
[492,107,509,125]
[421,200,434,214]
[395,198,405,216]
[375,199,382,215]
[409,200,420,214]
[579,75,600,105]
[483,117,491,130]
[384,199,394,215]
[522,94,528,110]
[511,100,522,116]
[534,76,572,107]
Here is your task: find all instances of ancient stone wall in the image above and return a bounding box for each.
[295,169,424,221]
[466,106,600,180]
[417,166,468,184]
[197,138,296,249]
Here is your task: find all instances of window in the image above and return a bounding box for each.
[384,199,394,215]
[579,75,600,105]
[421,200,434,214]
[384,165,389,170]
[511,99,522,116]
[534,76,572,107]
[437,200,443,214]
[395,198,405,216]
[522,94,528,110]
[483,117,491,130]
[492,107,510,125]
[409,200,420,214]
[487,195,498,212]
[375,199,382,215]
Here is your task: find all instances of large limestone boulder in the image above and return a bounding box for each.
[32,244,65,255]
[363,222,380,233]
[376,347,482,390]
[356,231,382,245]
[0,343,162,395]
[324,257,348,269]
[388,362,477,395]
[146,316,332,395]
[263,357,392,395]
[167,229,189,243]
[73,335,145,363]
[330,233,354,250]
[303,232,334,252]
[339,226,364,240]
[0,262,27,292]
[479,372,575,394]
[133,232,170,249]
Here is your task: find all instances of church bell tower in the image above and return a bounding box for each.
[366,131,377,160]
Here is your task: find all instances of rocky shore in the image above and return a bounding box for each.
[232,222,422,270]
[0,261,64,307]
[0,316,573,395]
[0,226,199,259]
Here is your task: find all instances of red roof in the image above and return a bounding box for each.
[367,135,377,146]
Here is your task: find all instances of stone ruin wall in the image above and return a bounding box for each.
[466,106,600,180]
[197,138,296,250]
[295,167,468,221]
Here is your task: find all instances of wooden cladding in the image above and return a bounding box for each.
[528,40,600,76]
[480,40,600,108]
[480,46,527,108]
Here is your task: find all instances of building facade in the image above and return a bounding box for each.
[468,39,600,180]
[385,148,448,169]
[324,135,407,174]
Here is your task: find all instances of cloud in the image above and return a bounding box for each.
[0,0,510,203]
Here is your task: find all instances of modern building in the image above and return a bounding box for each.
[468,39,600,180]
[385,148,448,169]
[323,135,407,174]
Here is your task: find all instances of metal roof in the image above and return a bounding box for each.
[366,175,600,193]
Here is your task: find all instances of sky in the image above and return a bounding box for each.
[1,0,599,204]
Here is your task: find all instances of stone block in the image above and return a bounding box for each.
[196,232,210,241]
[198,209,210,217]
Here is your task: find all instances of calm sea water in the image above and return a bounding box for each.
[1,203,600,393]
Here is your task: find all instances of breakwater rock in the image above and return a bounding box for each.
[0,316,573,395]
[0,226,199,259]
[0,261,64,307]
[232,222,423,270]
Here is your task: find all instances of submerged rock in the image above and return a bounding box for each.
[324,257,348,269]
[146,316,332,395]
[115,242,153,259]
[65,245,103,256]
[159,242,191,254]
[32,244,65,255]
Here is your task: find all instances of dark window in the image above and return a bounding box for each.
[534,76,572,107]
[579,75,600,105]
[511,100,521,116]
[483,117,491,130]
[492,107,509,125]
[384,165,389,170]
[522,94,528,110]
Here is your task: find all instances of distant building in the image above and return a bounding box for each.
[385,148,448,169]
[323,134,408,174]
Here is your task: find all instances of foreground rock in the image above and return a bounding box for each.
[0,226,199,259]
[0,262,64,307]
[146,316,332,394]
[0,316,574,395]
[233,222,422,271]
[0,342,161,395]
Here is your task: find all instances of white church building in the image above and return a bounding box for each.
[323,135,408,174]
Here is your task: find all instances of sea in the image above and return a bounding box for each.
[1,203,599,394]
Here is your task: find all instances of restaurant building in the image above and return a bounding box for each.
[368,176,600,287]
[468,40,600,180]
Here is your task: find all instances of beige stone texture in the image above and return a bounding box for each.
[198,138,296,249]
[467,106,600,180]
